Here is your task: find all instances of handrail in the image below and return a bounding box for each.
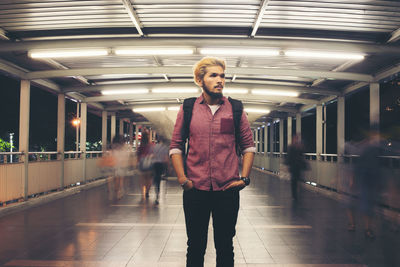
[0,152,23,155]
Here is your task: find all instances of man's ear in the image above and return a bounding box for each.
[195,78,203,87]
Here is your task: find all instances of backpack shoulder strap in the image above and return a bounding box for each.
[228,97,243,155]
[181,97,197,147]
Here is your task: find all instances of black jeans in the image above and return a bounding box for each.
[183,188,240,267]
[153,162,165,196]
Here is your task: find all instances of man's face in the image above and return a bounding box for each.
[199,65,225,99]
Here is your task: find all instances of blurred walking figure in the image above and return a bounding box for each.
[352,129,384,239]
[99,135,132,201]
[285,135,307,200]
[152,136,169,204]
[137,130,154,200]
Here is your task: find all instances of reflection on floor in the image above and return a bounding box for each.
[0,170,398,267]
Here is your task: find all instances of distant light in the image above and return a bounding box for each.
[167,106,180,111]
[133,107,166,112]
[101,89,149,95]
[252,90,299,97]
[199,48,280,57]
[72,119,80,127]
[152,88,198,94]
[257,127,260,130]
[261,125,265,128]
[311,182,317,186]
[29,49,108,58]
[115,47,194,56]
[306,181,311,184]
[245,108,270,114]
[76,182,81,186]
[223,89,249,94]
[285,50,365,60]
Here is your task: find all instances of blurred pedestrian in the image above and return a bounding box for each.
[353,129,384,239]
[285,134,308,200]
[99,135,132,201]
[137,130,154,200]
[152,136,169,204]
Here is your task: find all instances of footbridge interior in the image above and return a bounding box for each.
[0,1,399,266]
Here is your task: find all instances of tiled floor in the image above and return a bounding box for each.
[0,170,398,267]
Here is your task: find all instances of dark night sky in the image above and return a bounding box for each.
[0,73,399,152]
[0,74,102,151]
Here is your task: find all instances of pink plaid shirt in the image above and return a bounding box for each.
[170,95,255,191]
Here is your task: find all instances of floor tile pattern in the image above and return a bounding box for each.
[0,170,398,266]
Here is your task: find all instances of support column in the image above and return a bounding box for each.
[316,105,323,160]
[19,80,30,200]
[57,94,65,189]
[370,83,380,128]
[269,122,274,153]
[119,119,124,136]
[287,116,292,146]
[135,124,139,150]
[102,111,107,151]
[337,96,345,162]
[296,113,302,139]
[264,124,268,154]
[129,121,134,145]
[279,120,284,154]
[80,103,87,182]
[111,114,116,142]
[255,128,259,152]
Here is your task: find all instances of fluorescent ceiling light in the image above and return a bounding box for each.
[285,50,364,60]
[251,90,299,97]
[133,107,166,112]
[152,88,199,93]
[199,48,279,56]
[101,89,149,95]
[245,108,270,114]
[223,89,249,94]
[29,49,108,58]
[167,106,180,111]
[115,47,194,56]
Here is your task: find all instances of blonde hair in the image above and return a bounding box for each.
[193,57,226,86]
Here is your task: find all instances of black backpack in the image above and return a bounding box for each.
[181,97,243,157]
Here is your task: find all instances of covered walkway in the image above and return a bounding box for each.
[0,170,398,267]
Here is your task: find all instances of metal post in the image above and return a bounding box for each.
[19,80,30,200]
[80,102,87,182]
[279,119,284,155]
[337,96,345,162]
[111,114,116,142]
[316,105,323,160]
[287,116,292,147]
[102,111,108,151]
[296,113,302,140]
[57,94,65,189]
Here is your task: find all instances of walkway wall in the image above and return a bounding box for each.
[0,156,105,204]
[254,153,400,211]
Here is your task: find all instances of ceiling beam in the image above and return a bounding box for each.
[0,28,9,40]
[105,103,297,114]
[84,93,318,105]
[0,59,27,79]
[387,27,400,43]
[374,62,400,82]
[250,0,270,37]
[2,38,400,55]
[26,66,373,82]
[62,82,339,96]
[121,0,144,37]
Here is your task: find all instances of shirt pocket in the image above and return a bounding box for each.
[220,118,234,135]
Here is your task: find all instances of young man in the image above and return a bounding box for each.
[169,57,255,267]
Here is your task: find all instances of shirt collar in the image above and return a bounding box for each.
[199,94,226,105]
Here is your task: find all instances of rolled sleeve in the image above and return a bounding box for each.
[239,111,255,152]
[169,105,186,152]
[169,148,182,157]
